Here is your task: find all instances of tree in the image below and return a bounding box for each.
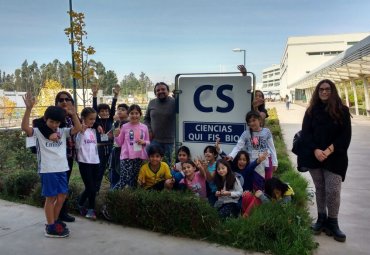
[103,70,119,95]
[0,96,16,124]
[33,79,63,116]
[64,10,96,107]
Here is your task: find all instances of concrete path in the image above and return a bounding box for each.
[269,102,370,255]
[0,199,258,255]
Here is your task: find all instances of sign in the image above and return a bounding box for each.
[176,75,252,158]
[183,122,246,144]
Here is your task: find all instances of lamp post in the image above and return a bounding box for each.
[69,0,77,108]
[232,48,246,66]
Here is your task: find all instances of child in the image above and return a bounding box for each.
[137,145,174,190]
[21,92,81,238]
[242,177,294,218]
[179,159,212,199]
[108,103,129,188]
[171,146,191,186]
[92,84,119,192]
[75,107,99,220]
[232,150,268,191]
[228,110,278,191]
[203,145,219,206]
[213,159,243,219]
[113,104,150,189]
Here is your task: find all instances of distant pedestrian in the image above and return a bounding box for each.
[285,95,290,110]
[300,79,351,242]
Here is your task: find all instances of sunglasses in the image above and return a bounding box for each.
[58,97,72,103]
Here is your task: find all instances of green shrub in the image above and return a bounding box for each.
[4,170,39,198]
[214,203,316,255]
[0,130,36,172]
[29,183,44,207]
[105,188,220,238]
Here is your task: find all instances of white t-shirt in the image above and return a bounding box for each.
[75,128,100,164]
[33,127,70,173]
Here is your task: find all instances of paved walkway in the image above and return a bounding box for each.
[0,199,255,255]
[269,102,370,255]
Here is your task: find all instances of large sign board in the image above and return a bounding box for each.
[176,75,252,158]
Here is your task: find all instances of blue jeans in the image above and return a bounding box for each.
[149,141,174,166]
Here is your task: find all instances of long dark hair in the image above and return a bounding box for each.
[307,79,347,124]
[264,177,289,199]
[214,159,236,191]
[232,151,250,170]
[55,91,74,106]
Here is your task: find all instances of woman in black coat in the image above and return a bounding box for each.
[301,79,351,242]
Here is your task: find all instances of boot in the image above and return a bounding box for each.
[311,213,327,235]
[325,217,346,242]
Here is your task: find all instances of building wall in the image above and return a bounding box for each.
[279,32,370,98]
[261,64,280,99]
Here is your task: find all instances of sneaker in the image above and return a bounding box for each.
[101,205,112,221]
[78,204,87,216]
[85,209,97,220]
[45,224,70,238]
[55,220,68,230]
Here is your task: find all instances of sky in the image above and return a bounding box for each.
[1,0,370,84]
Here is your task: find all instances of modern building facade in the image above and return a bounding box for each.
[266,32,370,100]
[261,64,281,100]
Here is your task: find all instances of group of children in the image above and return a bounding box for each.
[22,88,294,238]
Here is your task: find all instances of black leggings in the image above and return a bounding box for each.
[78,162,99,209]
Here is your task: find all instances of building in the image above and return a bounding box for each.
[277,32,370,99]
[261,64,281,100]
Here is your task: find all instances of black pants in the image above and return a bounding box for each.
[96,144,113,192]
[78,162,99,209]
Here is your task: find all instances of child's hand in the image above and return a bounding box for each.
[65,104,76,116]
[220,189,230,196]
[224,155,233,162]
[215,137,221,152]
[136,139,145,146]
[215,191,221,197]
[255,190,263,198]
[49,133,59,142]
[138,178,145,186]
[237,65,247,76]
[22,92,36,110]
[113,84,121,97]
[92,84,99,97]
[113,128,120,137]
[97,126,104,134]
[257,151,269,163]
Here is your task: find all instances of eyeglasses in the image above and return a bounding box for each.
[58,97,72,103]
[319,88,331,93]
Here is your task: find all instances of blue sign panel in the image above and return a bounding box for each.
[183,122,246,144]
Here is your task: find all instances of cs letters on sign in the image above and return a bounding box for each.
[193,84,234,113]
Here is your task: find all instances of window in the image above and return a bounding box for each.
[347,41,358,46]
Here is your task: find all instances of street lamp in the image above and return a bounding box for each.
[232,48,246,67]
